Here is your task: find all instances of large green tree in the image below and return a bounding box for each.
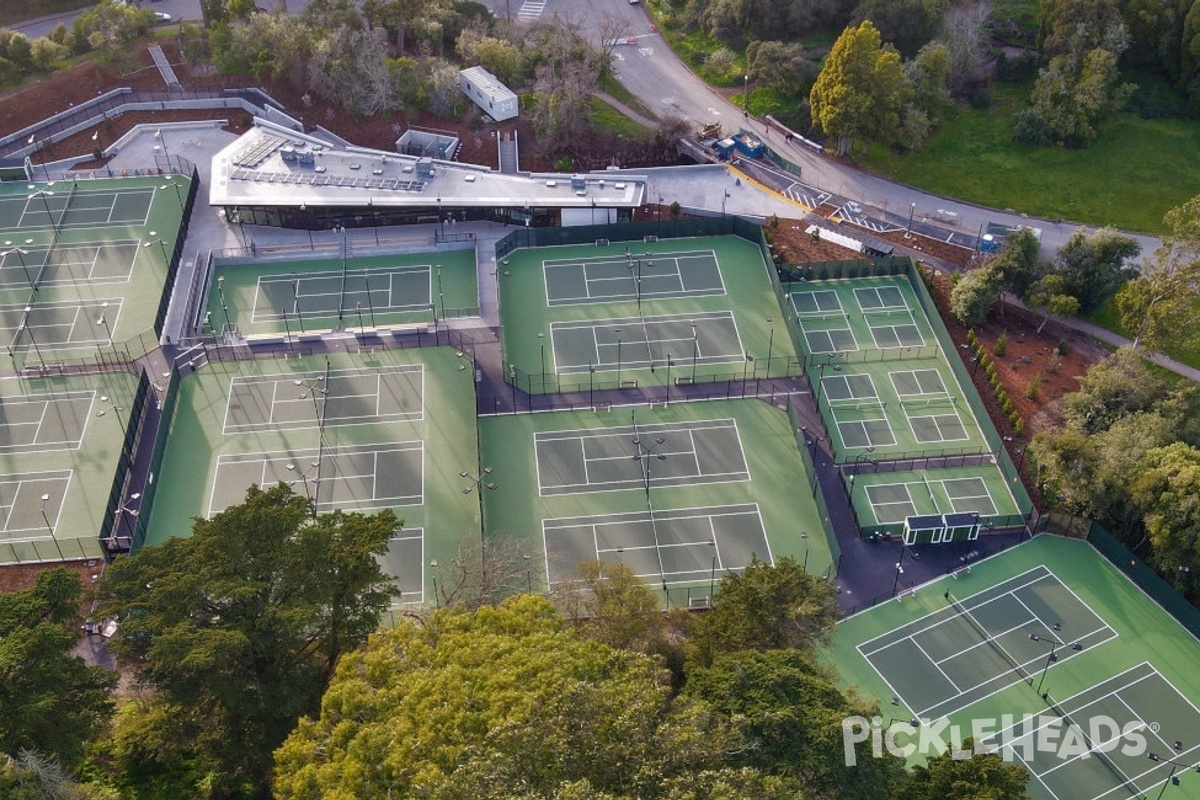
[0,569,116,767]
[1053,227,1140,312]
[1131,442,1200,592]
[97,483,398,798]
[686,556,838,668]
[1116,195,1200,354]
[950,263,1004,325]
[273,595,793,799]
[684,650,904,799]
[810,21,906,156]
[894,738,1030,800]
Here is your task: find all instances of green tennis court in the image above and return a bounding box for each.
[499,236,797,392]
[0,183,153,233]
[789,277,936,356]
[825,535,1200,800]
[0,299,122,353]
[0,390,92,452]
[0,371,139,563]
[534,418,750,495]
[480,399,836,604]
[542,248,725,306]
[206,248,478,336]
[850,465,1023,533]
[543,503,770,587]
[223,365,423,433]
[0,174,190,367]
[550,311,745,374]
[144,348,480,609]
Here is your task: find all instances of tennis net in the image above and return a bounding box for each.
[1044,693,1139,796]
[62,181,78,226]
[946,592,1031,681]
[900,395,956,410]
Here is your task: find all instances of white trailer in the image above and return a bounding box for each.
[458,66,518,122]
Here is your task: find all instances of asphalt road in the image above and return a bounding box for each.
[12,0,1161,258]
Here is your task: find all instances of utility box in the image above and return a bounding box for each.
[458,66,518,122]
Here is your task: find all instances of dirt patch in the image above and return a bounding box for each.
[0,559,106,620]
[922,265,1107,499]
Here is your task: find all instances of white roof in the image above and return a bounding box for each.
[459,66,517,102]
[208,119,645,210]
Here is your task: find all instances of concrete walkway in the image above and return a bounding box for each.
[593,92,658,131]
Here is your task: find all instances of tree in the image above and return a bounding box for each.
[686,556,838,668]
[1026,46,1134,147]
[553,560,671,654]
[1054,226,1140,312]
[1025,274,1079,332]
[810,21,906,156]
[1040,0,1125,59]
[1131,442,1200,592]
[1116,195,1200,353]
[29,37,66,71]
[938,1,992,99]
[0,569,117,767]
[307,25,395,115]
[273,596,753,800]
[852,0,945,57]
[949,263,1003,324]
[747,40,820,97]
[990,227,1044,298]
[97,483,398,797]
[894,738,1030,800]
[685,650,905,799]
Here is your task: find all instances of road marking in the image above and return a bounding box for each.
[517,0,545,20]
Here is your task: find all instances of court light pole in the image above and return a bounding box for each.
[891,563,904,596]
[291,272,305,332]
[1148,750,1200,800]
[461,468,497,551]
[708,539,717,599]
[537,332,546,394]
[1029,629,1082,695]
[293,375,328,427]
[2,242,35,290]
[615,328,622,386]
[355,302,366,345]
[765,317,775,379]
[112,492,142,550]
[436,262,445,320]
[906,202,916,238]
[286,461,321,518]
[741,353,753,396]
[19,307,45,367]
[154,128,171,167]
[143,234,169,265]
[690,321,698,382]
[161,178,185,209]
[280,309,294,354]
[28,186,57,235]
[40,493,64,561]
[216,275,230,334]
[96,301,113,345]
[588,362,596,410]
[300,204,313,250]
[665,354,673,406]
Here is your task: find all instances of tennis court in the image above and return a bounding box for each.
[543,503,769,587]
[223,365,423,433]
[0,240,139,289]
[0,299,122,353]
[850,465,1023,532]
[859,566,1116,719]
[499,236,795,391]
[992,661,1200,800]
[542,249,725,306]
[144,348,480,609]
[480,399,836,602]
[0,390,92,452]
[550,311,745,375]
[0,183,153,233]
[825,535,1200,800]
[250,266,432,322]
[207,248,478,337]
[791,279,933,355]
[0,371,139,563]
[534,417,750,495]
[208,441,424,516]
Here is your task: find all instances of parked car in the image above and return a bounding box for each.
[154,11,171,21]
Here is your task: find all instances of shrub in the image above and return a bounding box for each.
[966,329,977,347]
[993,331,1008,357]
[1012,109,1050,146]
[1055,339,1068,355]
[1025,375,1041,400]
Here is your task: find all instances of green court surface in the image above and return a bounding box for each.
[0,371,140,563]
[790,278,938,355]
[824,535,1200,800]
[206,248,477,337]
[850,465,1024,535]
[479,399,833,605]
[499,236,797,393]
[144,348,479,608]
[818,359,990,458]
[0,175,189,364]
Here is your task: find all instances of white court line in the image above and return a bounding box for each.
[912,637,961,692]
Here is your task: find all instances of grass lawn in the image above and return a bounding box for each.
[590,97,651,136]
[598,72,657,122]
[1085,297,1200,371]
[859,82,1200,235]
